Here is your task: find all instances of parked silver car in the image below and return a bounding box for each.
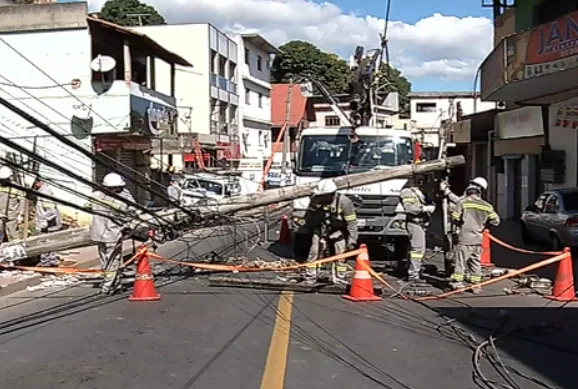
[521,188,578,249]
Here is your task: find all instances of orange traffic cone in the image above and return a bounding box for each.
[129,247,160,302]
[481,229,494,267]
[278,215,291,244]
[546,247,577,302]
[342,244,381,302]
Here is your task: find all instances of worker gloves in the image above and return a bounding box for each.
[439,181,451,195]
[346,241,357,251]
[423,205,436,214]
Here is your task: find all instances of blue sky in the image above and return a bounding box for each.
[329,0,494,91]
[88,0,495,92]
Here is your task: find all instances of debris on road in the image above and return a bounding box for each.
[0,269,37,286]
[25,275,82,292]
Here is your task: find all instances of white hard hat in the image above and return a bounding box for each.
[470,177,488,191]
[312,179,337,196]
[102,172,125,187]
[0,166,12,180]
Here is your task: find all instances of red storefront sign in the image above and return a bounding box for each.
[526,11,578,65]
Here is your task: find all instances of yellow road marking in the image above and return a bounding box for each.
[260,291,294,389]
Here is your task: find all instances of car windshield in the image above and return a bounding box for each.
[297,134,413,175]
[183,179,224,196]
[562,191,578,211]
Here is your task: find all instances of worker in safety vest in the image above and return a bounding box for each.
[400,175,435,282]
[298,179,358,284]
[450,178,500,293]
[88,172,136,294]
[0,166,23,242]
[33,177,62,266]
[167,176,183,205]
[440,176,489,238]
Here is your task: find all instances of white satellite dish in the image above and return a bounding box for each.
[90,55,116,73]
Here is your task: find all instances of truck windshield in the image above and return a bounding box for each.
[297,134,413,176]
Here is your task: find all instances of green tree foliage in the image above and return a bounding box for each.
[271,41,351,94]
[99,0,166,27]
[271,40,411,112]
[13,0,34,4]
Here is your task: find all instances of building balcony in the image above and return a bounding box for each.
[70,81,177,136]
[480,10,578,105]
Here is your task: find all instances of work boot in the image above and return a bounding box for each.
[302,266,318,285]
[450,281,466,291]
[331,263,348,285]
[471,284,482,295]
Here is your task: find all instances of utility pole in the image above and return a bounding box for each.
[280,78,293,180]
[440,98,454,277]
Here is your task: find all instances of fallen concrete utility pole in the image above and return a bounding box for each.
[199,155,465,215]
[0,156,464,263]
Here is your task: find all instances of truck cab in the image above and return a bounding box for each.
[291,126,416,259]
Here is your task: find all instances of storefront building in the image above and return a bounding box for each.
[480,4,578,207]
[494,106,544,219]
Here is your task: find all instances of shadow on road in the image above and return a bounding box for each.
[432,302,578,389]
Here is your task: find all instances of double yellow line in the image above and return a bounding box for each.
[260,291,294,389]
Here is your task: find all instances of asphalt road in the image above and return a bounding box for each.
[0,219,576,389]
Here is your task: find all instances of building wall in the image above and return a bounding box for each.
[514,0,544,32]
[234,35,273,159]
[494,7,516,45]
[410,97,497,130]
[0,28,120,210]
[548,97,578,189]
[308,104,399,129]
[132,24,210,135]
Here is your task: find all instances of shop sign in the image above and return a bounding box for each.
[554,104,578,128]
[95,136,151,151]
[496,106,543,139]
[508,11,578,82]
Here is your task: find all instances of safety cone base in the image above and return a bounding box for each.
[342,294,381,302]
[544,294,578,302]
[129,294,160,302]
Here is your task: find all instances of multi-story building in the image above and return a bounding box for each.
[231,33,278,161]
[131,23,241,170]
[0,2,189,221]
[479,0,574,220]
[305,93,401,129]
[409,92,497,146]
[270,83,308,157]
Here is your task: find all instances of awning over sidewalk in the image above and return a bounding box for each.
[480,10,578,105]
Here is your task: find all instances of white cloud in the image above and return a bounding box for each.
[88,0,493,85]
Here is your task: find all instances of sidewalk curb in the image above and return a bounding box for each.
[0,244,136,298]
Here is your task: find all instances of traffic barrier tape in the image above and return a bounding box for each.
[416,251,569,301]
[488,233,563,256]
[0,248,145,276]
[148,248,364,273]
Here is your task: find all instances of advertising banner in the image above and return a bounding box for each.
[507,11,578,82]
